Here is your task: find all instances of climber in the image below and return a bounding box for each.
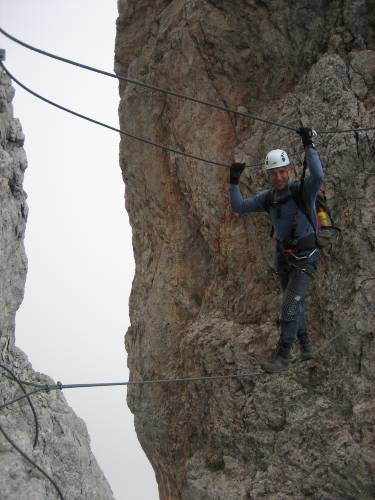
[229,128,324,373]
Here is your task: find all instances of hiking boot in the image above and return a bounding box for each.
[261,340,293,373]
[298,332,315,361]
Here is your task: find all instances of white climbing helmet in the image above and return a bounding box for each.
[264,149,290,170]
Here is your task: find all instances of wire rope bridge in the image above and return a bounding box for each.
[0,25,373,500]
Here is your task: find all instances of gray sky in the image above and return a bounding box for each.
[0,1,158,499]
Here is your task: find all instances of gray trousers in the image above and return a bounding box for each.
[275,249,320,345]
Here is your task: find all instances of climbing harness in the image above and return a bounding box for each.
[285,248,318,261]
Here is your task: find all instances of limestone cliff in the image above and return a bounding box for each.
[0,71,114,499]
[116,1,375,499]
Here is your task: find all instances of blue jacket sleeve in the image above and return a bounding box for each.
[229,185,269,214]
[302,146,324,202]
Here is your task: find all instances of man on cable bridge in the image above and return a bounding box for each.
[229,128,324,373]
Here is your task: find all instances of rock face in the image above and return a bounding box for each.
[116,1,375,499]
[0,71,114,500]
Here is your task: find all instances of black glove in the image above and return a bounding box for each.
[297,127,316,148]
[230,162,246,184]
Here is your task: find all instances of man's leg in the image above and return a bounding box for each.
[296,299,314,360]
[262,252,319,372]
[280,264,315,344]
[297,299,307,335]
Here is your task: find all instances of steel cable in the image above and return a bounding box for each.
[1,61,266,169]
[317,126,375,134]
[0,324,353,402]
[0,26,297,132]
[0,363,39,447]
[0,325,353,500]
[1,26,374,134]
[1,372,263,396]
[0,386,46,413]
[0,378,63,500]
[0,424,64,500]
[313,326,354,356]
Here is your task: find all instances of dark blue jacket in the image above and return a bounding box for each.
[229,146,324,242]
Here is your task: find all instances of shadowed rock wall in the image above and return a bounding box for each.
[116,1,375,498]
[0,71,114,500]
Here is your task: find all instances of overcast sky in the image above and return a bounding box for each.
[0,1,158,499]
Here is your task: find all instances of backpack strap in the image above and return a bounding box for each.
[289,153,318,239]
[299,156,308,197]
[263,189,274,237]
[263,189,294,215]
[263,189,273,213]
[263,188,295,238]
[289,181,317,233]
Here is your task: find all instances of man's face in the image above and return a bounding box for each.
[268,166,292,191]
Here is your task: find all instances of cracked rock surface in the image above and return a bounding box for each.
[116,1,375,499]
[0,71,114,500]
